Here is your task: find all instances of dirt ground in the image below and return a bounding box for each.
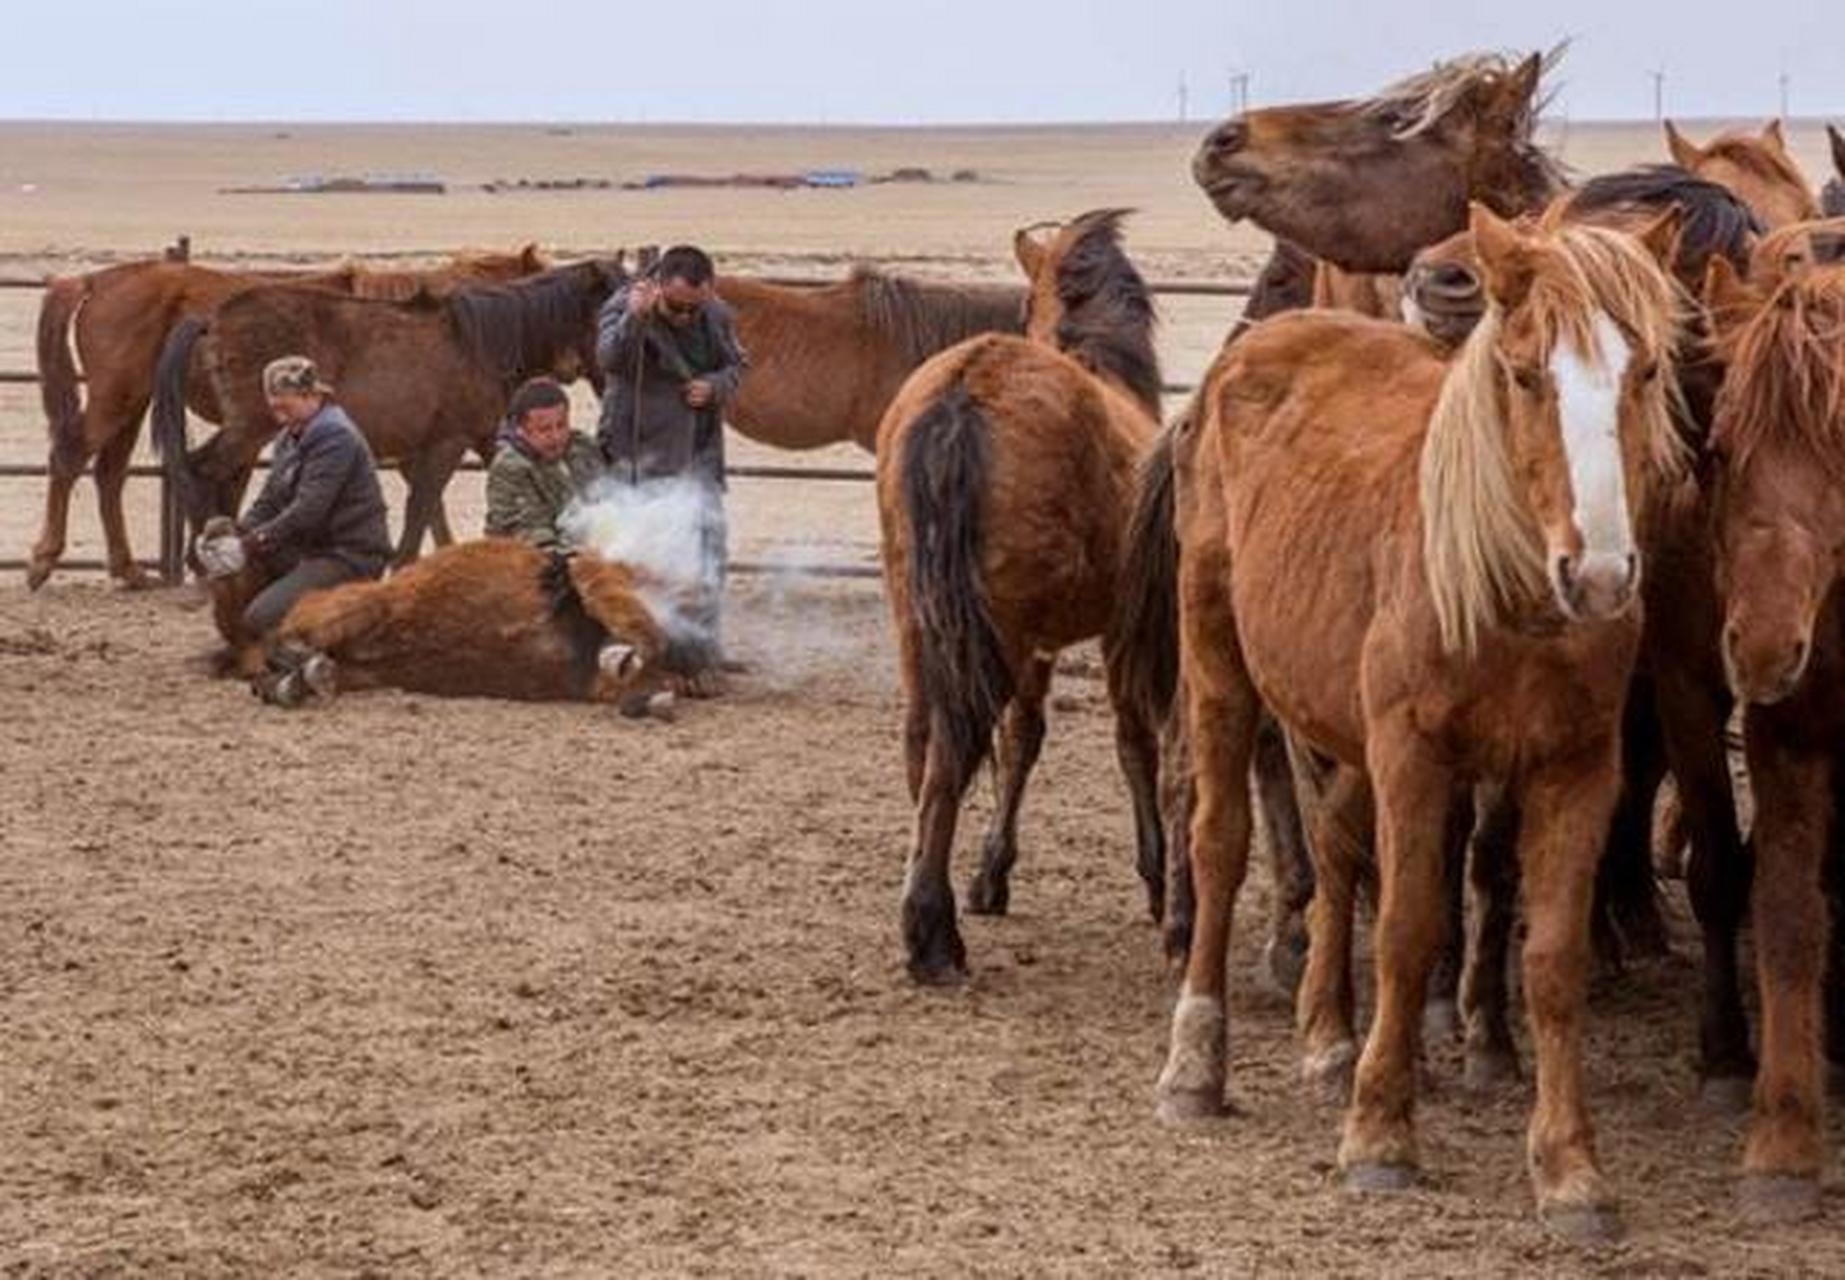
[5,118,1845,1275]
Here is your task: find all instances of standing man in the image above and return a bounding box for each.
[595,245,746,690]
[196,355,390,670]
[485,376,605,553]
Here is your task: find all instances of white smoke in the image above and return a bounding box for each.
[560,476,725,656]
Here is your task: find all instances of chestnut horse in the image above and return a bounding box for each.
[718,268,1025,451]
[232,537,697,707]
[876,208,1165,981]
[27,246,545,589]
[1665,119,1819,229]
[1702,249,1845,1221]
[1151,204,1682,1240]
[152,258,624,565]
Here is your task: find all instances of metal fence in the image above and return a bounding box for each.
[0,257,1252,582]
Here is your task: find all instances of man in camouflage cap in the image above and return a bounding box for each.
[195,355,391,670]
[484,376,605,553]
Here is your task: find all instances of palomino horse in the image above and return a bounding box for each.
[1195,48,1564,273]
[718,268,1025,451]
[27,246,545,589]
[1702,248,1845,1221]
[1665,119,1820,229]
[152,258,624,565]
[1150,203,1682,1240]
[216,535,694,707]
[876,208,1165,981]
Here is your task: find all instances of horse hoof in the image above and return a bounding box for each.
[1698,1075,1754,1116]
[1540,1202,1625,1246]
[907,956,967,987]
[24,560,51,591]
[1422,998,1460,1043]
[1155,1087,1227,1124]
[1738,1174,1821,1223]
[1344,1162,1418,1194]
[1300,1042,1357,1101]
[1463,1047,1520,1093]
[965,870,1009,917]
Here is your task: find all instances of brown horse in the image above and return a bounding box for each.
[224,536,695,706]
[27,246,545,589]
[1195,49,1564,273]
[1149,203,1682,1239]
[1665,120,1819,229]
[876,208,1165,981]
[152,258,624,566]
[1702,251,1845,1221]
[718,269,1025,451]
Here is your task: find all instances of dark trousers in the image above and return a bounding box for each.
[242,556,368,636]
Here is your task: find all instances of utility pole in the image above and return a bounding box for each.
[1229,70,1250,115]
[1650,69,1665,122]
[1779,71,1790,121]
[1178,74,1189,123]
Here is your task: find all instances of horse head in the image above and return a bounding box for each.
[1664,119,1820,231]
[1011,209,1161,416]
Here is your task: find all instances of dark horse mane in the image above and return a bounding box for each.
[445,258,624,383]
[849,265,1026,367]
[1049,208,1162,417]
[1570,164,1760,274]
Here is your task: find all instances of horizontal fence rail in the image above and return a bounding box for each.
[0,256,1250,581]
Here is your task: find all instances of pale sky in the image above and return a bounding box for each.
[2,1,1839,124]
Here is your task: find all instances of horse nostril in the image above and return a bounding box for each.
[1789,638,1809,674]
[1431,264,1476,292]
[1208,119,1248,156]
[1555,553,1577,591]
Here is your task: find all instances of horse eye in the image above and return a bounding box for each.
[1635,359,1660,384]
[1511,365,1543,392]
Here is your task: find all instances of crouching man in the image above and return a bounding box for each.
[196,355,390,674]
[484,376,605,551]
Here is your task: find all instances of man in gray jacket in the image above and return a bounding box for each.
[197,356,390,659]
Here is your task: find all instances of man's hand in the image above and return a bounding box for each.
[684,379,714,409]
[628,280,661,315]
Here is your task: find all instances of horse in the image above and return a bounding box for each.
[26,246,545,590]
[1701,249,1845,1221]
[717,268,1025,451]
[875,208,1166,982]
[1665,119,1819,229]
[151,258,624,566]
[226,536,700,707]
[1194,48,1565,274]
[1146,202,1682,1240]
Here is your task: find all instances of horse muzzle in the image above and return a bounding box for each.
[1722,621,1811,706]
[1551,550,1640,623]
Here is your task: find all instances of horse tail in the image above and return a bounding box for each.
[36,276,87,472]
[1108,421,1182,727]
[898,381,1013,782]
[151,315,208,510]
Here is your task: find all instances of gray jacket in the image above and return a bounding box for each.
[594,286,747,487]
[240,403,391,576]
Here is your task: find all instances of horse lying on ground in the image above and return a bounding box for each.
[876,208,1166,981]
[27,246,544,589]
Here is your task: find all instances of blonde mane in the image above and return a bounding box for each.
[1356,45,1564,140]
[1420,221,1685,653]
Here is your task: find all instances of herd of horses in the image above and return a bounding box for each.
[21,46,1845,1243]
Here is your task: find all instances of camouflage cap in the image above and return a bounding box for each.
[262,354,334,398]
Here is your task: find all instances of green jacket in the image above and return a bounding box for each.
[484,432,606,553]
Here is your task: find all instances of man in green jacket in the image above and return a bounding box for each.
[484,377,605,552]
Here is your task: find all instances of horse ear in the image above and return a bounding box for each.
[1828,124,1845,180]
[1498,52,1544,112]
[1701,254,1753,330]
[1469,202,1535,310]
[1664,120,1701,170]
[1761,118,1788,152]
[520,242,543,271]
[1013,227,1049,281]
[1635,206,1684,270]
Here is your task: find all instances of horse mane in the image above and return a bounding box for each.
[1712,263,1845,482]
[1421,221,1684,653]
[444,260,614,383]
[850,266,1025,366]
[1048,208,1162,417]
[1570,164,1760,273]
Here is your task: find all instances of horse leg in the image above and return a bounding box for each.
[1593,676,1671,968]
[1155,541,1258,1121]
[1423,793,1474,1044]
[1294,757,1371,1098]
[1655,665,1754,1106]
[1338,726,1455,1191]
[394,443,463,566]
[1461,784,1522,1090]
[94,421,151,588]
[1255,718,1315,997]
[1511,745,1624,1241]
[901,712,977,984]
[967,655,1052,916]
[429,495,456,548]
[1736,726,1829,1222]
[1159,699,1195,966]
[1104,650,1167,925]
[26,446,84,589]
